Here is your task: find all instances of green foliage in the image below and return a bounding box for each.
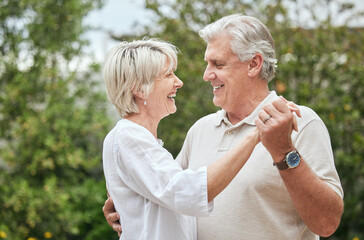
[114,0,364,239]
[1,0,363,239]
[269,2,364,239]
[0,0,117,239]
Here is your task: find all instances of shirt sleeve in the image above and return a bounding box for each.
[294,112,344,199]
[113,125,212,217]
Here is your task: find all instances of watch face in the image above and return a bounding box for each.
[287,151,300,168]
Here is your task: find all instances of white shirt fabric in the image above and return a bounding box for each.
[103,119,212,240]
[177,91,343,240]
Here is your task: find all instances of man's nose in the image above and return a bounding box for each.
[203,65,216,82]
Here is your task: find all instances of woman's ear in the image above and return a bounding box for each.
[247,53,264,78]
[131,88,145,100]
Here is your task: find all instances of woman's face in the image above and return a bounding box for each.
[146,62,183,119]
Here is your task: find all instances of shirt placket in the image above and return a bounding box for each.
[217,127,237,152]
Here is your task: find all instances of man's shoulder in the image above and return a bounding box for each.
[296,105,329,134]
[191,110,222,127]
[298,105,322,123]
[183,110,222,138]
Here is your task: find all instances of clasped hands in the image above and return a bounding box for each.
[255,96,301,162]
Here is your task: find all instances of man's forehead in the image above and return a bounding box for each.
[204,43,232,61]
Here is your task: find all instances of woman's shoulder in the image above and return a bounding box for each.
[110,119,155,144]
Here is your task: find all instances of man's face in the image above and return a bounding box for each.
[203,34,250,113]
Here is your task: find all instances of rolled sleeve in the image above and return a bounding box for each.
[173,167,213,217]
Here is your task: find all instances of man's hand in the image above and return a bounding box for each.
[103,196,122,237]
[255,97,301,162]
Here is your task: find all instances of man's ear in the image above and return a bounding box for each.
[247,53,264,78]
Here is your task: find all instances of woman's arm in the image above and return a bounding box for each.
[207,97,300,202]
[207,129,259,202]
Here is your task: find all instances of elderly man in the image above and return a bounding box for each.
[103,14,343,239]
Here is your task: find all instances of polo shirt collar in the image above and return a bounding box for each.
[212,91,279,127]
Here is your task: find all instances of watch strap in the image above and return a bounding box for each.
[273,160,289,170]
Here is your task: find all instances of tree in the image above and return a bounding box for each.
[113,0,364,239]
[0,0,117,239]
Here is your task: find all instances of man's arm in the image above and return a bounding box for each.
[255,98,344,237]
[103,196,122,237]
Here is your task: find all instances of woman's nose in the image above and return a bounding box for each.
[174,77,183,89]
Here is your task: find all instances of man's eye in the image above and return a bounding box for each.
[214,62,223,67]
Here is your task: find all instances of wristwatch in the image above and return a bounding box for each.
[273,150,300,170]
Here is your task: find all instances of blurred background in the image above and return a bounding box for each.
[1,0,363,239]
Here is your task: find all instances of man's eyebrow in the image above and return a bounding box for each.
[205,55,224,62]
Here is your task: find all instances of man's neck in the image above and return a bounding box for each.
[226,89,270,125]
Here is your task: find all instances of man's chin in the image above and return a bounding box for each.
[213,98,223,108]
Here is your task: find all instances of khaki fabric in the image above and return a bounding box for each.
[176,91,343,240]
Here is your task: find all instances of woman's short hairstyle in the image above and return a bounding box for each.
[199,14,277,82]
[103,38,179,117]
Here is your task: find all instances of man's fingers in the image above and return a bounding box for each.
[103,197,120,226]
[107,212,120,224]
[262,98,289,120]
[279,95,288,103]
[103,197,114,213]
[102,196,122,236]
[258,110,271,124]
[287,102,301,118]
[292,115,298,132]
[262,103,280,119]
[279,95,302,117]
[112,221,122,234]
[259,97,301,132]
[272,98,290,113]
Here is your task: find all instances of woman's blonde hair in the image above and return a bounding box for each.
[103,38,179,117]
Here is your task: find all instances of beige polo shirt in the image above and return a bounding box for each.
[176,91,343,240]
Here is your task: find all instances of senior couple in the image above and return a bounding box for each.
[102,14,343,240]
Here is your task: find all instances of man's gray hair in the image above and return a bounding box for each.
[199,14,277,82]
[103,38,178,117]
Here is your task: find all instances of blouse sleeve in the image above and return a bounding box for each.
[113,125,212,217]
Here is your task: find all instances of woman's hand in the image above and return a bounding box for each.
[279,96,301,132]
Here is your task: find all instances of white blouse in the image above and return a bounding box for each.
[103,119,212,240]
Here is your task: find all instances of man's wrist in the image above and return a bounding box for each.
[273,149,301,170]
[272,147,296,164]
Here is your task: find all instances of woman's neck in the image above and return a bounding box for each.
[124,113,160,139]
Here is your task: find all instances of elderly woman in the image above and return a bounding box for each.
[102,38,263,240]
